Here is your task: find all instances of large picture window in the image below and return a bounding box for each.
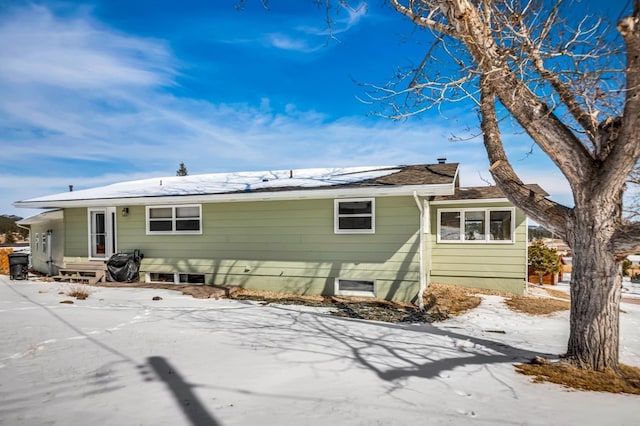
[334,198,375,234]
[146,205,202,235]
[437,208,514,243]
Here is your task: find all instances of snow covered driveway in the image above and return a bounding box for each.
[0,277,638,425]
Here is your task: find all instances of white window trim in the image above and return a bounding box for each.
[146,272,206,285]
[334,198,375,234]
[334,278,377,298]
[437,207,516,244]
[146,204,203,235]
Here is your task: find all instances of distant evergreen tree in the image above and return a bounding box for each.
[528,240,561,285]
[176,162,188,176]
[0,215,24,242]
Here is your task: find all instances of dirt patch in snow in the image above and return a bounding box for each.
[231,283,494,323]
[36,274,572,322]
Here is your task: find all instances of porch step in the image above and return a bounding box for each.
[53,262,107,285]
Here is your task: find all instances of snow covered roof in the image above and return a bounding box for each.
[16,209,63,225]
[14,163,459,209]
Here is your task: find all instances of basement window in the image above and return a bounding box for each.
[147,272,206,285]
[178,273,205,284]
[335,278,376,297]
[148,272,175,283]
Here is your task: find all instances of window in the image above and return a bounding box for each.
[148,272,175,283]
[89,210,107,257]
[179,273,205,284]
[34,233,39,251]
[335,278,376,297]
[437,208,515,243]
[334,198,375,234]
[146,205,202,234]
[147,272,206,285]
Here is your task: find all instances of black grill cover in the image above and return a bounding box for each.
[106,252,141,282]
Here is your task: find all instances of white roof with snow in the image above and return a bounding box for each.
[14,165,457,209]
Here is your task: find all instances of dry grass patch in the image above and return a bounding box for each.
[65,284,91,300]
[505,295,570,315]
[423,283,486,315]
[232,283,548,321]
[543,287,571,300]
[234,288,327,304]
[516,361,640,395]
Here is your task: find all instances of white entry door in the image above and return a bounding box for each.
[88,207,116,260]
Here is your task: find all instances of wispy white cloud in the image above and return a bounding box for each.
[231,2,368,53]
[0,5,176,89]
[0,3,572,217]
[263,33,324,53]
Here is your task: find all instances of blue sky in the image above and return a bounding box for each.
[0,0,630,217]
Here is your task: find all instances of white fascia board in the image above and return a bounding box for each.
[16,209,64,225]
[430,197,510,205]
[14,183,455,209]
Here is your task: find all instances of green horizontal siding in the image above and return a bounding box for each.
[64,208,88,258]
[429,276,524,294]
[115,197,422,302]
[429,201,527,294]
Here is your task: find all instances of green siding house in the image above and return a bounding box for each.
[14,162,534,302]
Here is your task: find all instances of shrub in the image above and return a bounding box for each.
[65,284,91,300]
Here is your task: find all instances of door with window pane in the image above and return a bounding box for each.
[89,208,116,259]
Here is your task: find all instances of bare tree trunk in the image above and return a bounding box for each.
[565,202,623,370]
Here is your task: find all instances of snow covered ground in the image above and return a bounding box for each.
[0,277,638,426]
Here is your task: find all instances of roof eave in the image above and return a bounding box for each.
[430,197,511,205]
[14,183,456,209]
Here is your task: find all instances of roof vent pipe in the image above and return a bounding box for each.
[437,158,446,164]
[69,185,73,192]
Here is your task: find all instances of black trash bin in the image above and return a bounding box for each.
[9,252,29,280]
[106,250,143,282]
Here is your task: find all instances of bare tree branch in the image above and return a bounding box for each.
[479,74,571,237]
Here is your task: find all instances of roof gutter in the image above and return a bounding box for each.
[14,183,455,209]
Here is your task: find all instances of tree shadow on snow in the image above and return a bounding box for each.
[176,302,557,386]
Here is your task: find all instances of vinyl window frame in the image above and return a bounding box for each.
[146,204,202,235]
[146,272,206,285]
[334,198,375,234]
[334,278,376,297]
[436,207,515,244]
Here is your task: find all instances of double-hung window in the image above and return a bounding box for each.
[334,198,375,234]
[146,205,202,235]
[437,208,514,243]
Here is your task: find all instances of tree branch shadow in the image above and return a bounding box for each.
[172,301,557,386]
